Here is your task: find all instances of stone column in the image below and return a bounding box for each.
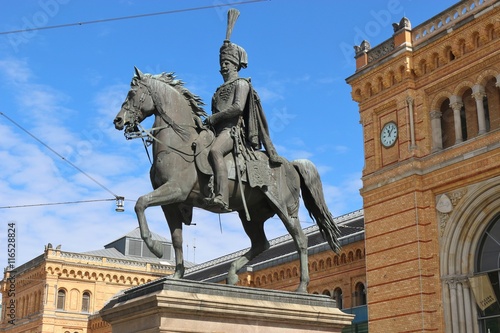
[496,74,500,89]
[450,96,464,144]
[406,96,416,149]
[462,279,474,333]
[472,84,487,134]
[430,110,443,152]
[457,281,466,332]
[447,278,460,333]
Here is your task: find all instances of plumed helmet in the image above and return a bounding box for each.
[219,9,247,70]
[219,40,248,70]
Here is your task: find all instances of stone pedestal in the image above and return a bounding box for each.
[100,278,354,333]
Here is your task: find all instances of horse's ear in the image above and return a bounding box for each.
[134,66,143,79]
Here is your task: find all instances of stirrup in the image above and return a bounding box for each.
[205,196,232,213]
[212,196,231,212]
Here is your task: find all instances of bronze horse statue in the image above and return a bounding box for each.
[113,67,340,292]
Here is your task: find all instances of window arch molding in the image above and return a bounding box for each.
[57,288,67,310]
[82,291,91,313]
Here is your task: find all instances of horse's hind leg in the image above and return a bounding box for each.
[227,208,273,285]
[279,213,309,293]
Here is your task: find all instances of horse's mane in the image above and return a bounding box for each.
[145,72,208,118]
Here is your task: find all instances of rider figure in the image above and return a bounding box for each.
[205,40,283,212]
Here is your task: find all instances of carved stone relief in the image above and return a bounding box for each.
[437,188,468,237]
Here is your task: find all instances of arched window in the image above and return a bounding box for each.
[462,88,475,140]
[433,53,440,69]
[312,261,318,271]
[333,288,343,309]
[440,98,455,149]
[485,77,500,131]
[354,282,367,306]
[377,77,384,92]
[57,289,66,310]
[419,59,427,75]
[82,291,91,312]
[459,40,467,56]
[475,214,500,331]
[341,253,347,264]
[448,48,455,61]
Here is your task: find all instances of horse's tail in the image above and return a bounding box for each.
[292,159,341,253]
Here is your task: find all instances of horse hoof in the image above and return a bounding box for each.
[295,283,308,293]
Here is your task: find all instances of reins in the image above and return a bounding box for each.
[124,78,208,160]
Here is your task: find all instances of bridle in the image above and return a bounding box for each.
[121,76,201,160]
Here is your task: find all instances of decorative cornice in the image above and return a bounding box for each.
[412,0,492,46]
[367,39,395,64]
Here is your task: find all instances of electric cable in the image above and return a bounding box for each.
[0,0,267,36]
[0,111,120,199]
[0,199,116,209]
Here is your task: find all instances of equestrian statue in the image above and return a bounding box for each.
[113,9,340,293]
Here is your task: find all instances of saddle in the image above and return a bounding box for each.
[192,127,299,219]
[192,128,269,184]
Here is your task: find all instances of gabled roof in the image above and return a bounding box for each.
[184,209,364,282]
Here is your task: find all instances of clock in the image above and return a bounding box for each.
[380,121,398,148]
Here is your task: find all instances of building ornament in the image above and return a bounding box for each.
[443,275,469,289]
[367,39,395,64]
[430,110,442,119]
[392,17,411,32]
[437,188,468,237]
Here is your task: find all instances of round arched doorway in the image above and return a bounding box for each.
[440,176,500,332]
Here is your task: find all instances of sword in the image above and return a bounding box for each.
[231,127,251,221]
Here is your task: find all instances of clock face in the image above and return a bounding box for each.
[381,122,398,148]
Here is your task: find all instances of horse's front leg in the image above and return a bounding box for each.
[135,180,187,259]
[161,205,185,279]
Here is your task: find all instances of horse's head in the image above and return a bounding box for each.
[114,67,155,133]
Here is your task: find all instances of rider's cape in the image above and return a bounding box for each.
[244,79,280,160]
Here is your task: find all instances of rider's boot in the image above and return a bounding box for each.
[212,171,231,212]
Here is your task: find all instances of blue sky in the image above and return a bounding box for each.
[0,0,458,268]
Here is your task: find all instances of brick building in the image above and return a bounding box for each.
[346,0,500,332]
[2,1,500,332]
[0,229,179,333]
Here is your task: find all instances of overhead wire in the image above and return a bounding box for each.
[0,199,116,209]
[0,111,120,200]
[0,0,267,36]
